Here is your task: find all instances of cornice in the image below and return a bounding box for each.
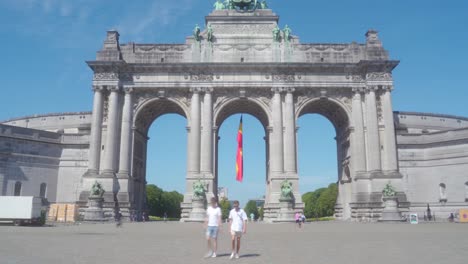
[86,60,400,75]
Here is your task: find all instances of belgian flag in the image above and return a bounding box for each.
[236,116,243,182]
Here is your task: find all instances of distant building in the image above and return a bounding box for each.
[249,197,265,209]
[218,187,228,200]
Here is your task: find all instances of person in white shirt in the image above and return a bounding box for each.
[204,197,222,258]
[228,200,247,259]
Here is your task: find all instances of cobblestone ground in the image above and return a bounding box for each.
[0,221,467,264]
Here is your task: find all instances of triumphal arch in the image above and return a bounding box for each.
[79,4,408,221]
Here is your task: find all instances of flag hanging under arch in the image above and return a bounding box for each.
[236,115,243,182]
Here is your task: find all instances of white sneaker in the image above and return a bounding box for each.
[235,253,240,259]
[229,253,235,259]
[211,252,217,258]
[204,251,213,258]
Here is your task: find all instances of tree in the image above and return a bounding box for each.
[244,200,259,220]
[146,184,183,218]
[146,184,163,217]
[316,183,338,217]
[219,197,231,220]
[302,183,338,218]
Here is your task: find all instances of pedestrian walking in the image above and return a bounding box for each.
[229,200,247,259]
[115,211,122,228]
[204,197,222,258]
[295,211,301,228]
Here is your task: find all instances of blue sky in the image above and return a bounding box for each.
[1,0,467,206]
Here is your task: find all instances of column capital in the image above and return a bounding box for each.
[271,87,282,94]
[382,85,394,93]
[284,87,295,94]
[201,87,213,93]
[92,85,106,92]
[190,87,203,93]
[107,85,121,93]
[123,87,134,94]
[352,87,364,94]
[365,86,379,93]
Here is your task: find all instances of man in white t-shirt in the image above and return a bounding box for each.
[204,197,222,258]
[228,200,247,259]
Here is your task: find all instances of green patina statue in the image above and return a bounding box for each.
[216,0,262,11]
[213,0,225,10]
[90,181,105,197]
[382,182,397,197]
[193,180,206,199]
[272,25,281,42]
[193,24,201,41]
[283,25,292,42]
[207,24,214,42]
[260,0,268,9]
[280,179,293,199]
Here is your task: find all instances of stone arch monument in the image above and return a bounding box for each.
[78,7,408,221]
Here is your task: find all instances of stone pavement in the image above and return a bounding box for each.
[0,221,467,264]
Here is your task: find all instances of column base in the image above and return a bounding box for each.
[83,169,100,178]
[116,171,130,179]
[99,170,116,178]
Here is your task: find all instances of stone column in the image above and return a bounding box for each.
[187,88,201,174]
[351,88,366,174]
[200,88,213,175]
[0,170,5,196]
[283,87,296,173]
[381,86,398,172]
[101,86,121,177]
[117,88,134,178]
[364,86,382,172]
[85,86,105,177]
[270,88,284,174]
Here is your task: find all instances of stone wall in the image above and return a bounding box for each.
[395,112,468,219]
[0,115,90,203]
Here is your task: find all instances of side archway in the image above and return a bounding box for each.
[296,97,352,219]
[131,97,190,215]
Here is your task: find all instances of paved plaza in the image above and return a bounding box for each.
[0,221,467,264]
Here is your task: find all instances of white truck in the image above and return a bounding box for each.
[0,196,44,226]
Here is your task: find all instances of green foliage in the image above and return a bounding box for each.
[146,184,183,218]
[244,200,259,220]
[219,197,231,220]
[302,183,338,218]
[258,207,264,220]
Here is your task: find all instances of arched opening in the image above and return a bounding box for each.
[14,181,22,196]
[214,98,270,218]
[39,183,47,198]
[465,182,468,202]
[297,115,338,218]
[132,97,189,220]
[439,183,447,202]
[296,98,351,219]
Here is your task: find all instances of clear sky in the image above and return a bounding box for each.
[1,0,467,206]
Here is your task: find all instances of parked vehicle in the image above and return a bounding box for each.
[0,196,44,226]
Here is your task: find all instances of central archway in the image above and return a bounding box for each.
[214,97,271,208]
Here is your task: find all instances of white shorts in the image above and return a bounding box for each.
[231,230,242,237]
